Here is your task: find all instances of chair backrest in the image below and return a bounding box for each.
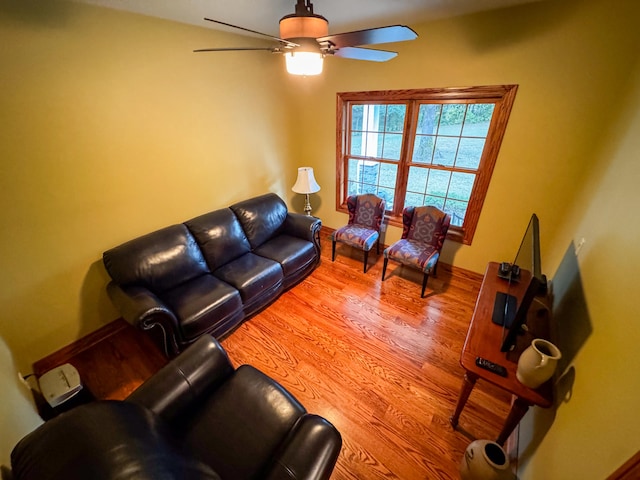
[346,194,386,230]
[402,205,451,250]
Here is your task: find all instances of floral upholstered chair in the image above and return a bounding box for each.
[332,194,386,273]
[382,205,451,297]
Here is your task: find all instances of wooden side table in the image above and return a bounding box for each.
[450,262,552,445]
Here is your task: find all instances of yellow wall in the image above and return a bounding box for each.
[517,41,640,480]
[2,0,639,477]
[0,1,296,370]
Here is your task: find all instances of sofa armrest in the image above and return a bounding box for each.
[265,414,342,480]
[126,335,234,424]
[283,213,321,243]
[106,282,182,356]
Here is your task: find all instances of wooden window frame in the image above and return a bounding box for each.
[335,85,518,245]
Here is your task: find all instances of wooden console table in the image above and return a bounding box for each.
[450,262,552,445]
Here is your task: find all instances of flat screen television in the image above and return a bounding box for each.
[491,214,547,352]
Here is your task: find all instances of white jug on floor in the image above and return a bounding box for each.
[459,439,513,480]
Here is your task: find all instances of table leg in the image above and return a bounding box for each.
[496,396,531,445]
[450,371,478,428]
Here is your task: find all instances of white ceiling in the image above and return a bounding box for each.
[68,0,544,37]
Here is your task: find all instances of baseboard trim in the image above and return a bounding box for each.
[33,319,127,376]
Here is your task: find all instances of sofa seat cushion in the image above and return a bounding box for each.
[213,253,283,303]
[180,365,306,480]
[163,274,243,341]
[254,234,316,278]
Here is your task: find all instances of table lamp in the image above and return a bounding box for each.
[292,167,321,216]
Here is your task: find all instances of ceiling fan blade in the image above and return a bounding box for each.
[204,18,297,48]
[193,47,281,53]
[317,25,417,48]
[331,47,397,62]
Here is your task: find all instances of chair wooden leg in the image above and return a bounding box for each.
[363,250,369,273]
[332,240,336,261]
[382,257,388,280]
[421,273,429,298]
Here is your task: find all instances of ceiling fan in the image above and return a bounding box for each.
[194,0,418,76]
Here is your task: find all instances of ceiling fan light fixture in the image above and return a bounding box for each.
[285,51,324,76]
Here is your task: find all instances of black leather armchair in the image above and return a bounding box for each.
[9,336,342,480]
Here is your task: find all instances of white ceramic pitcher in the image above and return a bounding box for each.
[516,338,562,388]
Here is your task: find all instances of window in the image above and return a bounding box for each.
[336,85,518,244]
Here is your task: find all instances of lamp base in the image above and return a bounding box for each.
[303,193,312,216]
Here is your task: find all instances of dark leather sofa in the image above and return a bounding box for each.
[103,193,321,357]
[9,335,342,480]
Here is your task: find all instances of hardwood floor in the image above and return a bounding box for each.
[221,229,512,479]
[34,228,512,479]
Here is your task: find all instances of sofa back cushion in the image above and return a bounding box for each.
[230,193,288,249]
[103,225,209,293]
[186,208,252,270]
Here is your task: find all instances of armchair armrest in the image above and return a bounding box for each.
[106,282,181,356]
[126,335,234,424]
[283,213,321,243]
[265,414,342,480]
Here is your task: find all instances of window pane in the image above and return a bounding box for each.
[433,136,459,166]
[412,135,435,164]
[425,195,445,210]
[387,105,407,133]
[426,170,451,197]
[444,199,468,227]
[347,180,359,196]
[374,105,386,131]
[350,131,362,156]
[347,158,396,207]
[449,172,475,201]
[417,104,441,135]
[405,191,423,207]
[379,163,398,188]
[456,137,485,169]
[382,133,403,160]
[462,103,495,137]
[407,166,428,195]
[351,105,363,130]
[351,104,407,159]
[348,159,377,193]
[377,186,395,210]
[439,104,466,136]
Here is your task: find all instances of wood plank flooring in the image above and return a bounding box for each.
[221,228,512,479]
[34,227,512,479]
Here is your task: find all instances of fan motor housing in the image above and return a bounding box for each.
[279,15,328,40]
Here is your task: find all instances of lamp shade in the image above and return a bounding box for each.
[292,167,321,194]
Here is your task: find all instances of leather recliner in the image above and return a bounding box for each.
[9,335,342,480]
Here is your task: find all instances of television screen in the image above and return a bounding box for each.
[492,214,545,352]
